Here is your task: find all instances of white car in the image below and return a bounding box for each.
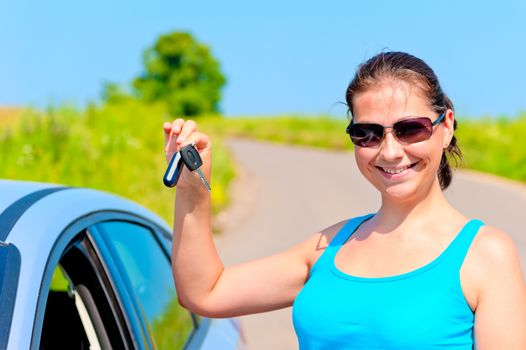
[0,180,245,350]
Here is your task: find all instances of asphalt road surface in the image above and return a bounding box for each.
[213,138,526,350]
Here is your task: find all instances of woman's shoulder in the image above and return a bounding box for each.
[462,224,526,325]
[471,225,520,265]
[465,224,524,294]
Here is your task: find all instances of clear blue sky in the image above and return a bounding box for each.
[1,1,525,118]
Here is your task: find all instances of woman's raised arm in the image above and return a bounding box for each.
[164,119,324,318]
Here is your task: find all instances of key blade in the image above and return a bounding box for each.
[196,168,211,192]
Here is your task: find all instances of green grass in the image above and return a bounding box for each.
[202,115,352,151]
[0,101,234,224]
[455,115,526,182]
[1,101,524,229]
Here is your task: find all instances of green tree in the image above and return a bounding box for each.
[133,31,226,116]
[101,82,132,104]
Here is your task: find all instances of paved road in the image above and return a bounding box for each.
[213,138,526,350]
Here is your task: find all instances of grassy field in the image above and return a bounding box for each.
[0,102,235,225]
[455,116,526,181]
[1,101,525,225]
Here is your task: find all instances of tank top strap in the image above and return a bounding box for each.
[442,219,485,271]
[329,214,375,247]
[310,213,374,274]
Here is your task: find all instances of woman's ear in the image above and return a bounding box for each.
[443,109,455,148]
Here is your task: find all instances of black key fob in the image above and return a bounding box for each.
[163,151,184,187]
[179,144,203,171]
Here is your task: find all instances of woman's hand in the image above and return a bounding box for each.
[163,118,212,192]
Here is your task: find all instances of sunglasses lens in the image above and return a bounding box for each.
[394,118,433,144]
[348,124,384,147]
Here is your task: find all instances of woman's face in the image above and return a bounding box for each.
[351,80,453,202]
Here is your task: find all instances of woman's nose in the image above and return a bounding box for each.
[379,130,405,160]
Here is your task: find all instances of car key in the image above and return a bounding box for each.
[163,151,184,188]
[179,143,211,192]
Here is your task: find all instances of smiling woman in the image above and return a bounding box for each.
[165,51,526,350]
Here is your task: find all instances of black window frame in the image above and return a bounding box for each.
[41,239,124,348]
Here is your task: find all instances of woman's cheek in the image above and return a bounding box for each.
[354,148,376,181]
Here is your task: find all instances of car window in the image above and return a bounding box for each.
[96,221,194,350]
[41,265,102,349]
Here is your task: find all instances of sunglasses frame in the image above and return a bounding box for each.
[346,112,446,147]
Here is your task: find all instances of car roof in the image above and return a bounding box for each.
[0,180,62,214]
[0,179,170,245]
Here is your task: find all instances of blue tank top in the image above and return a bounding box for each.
[292,214,484,350]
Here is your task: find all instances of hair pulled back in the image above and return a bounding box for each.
[345,51,462,190]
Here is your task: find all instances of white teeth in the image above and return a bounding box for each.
[382,165,410,174]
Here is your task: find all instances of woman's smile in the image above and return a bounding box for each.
[375,162,419,178]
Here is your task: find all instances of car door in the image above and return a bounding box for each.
[36,213,197,350]
[36,211,243,350]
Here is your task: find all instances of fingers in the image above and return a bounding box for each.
[164,118,191,151]
[164,118,182,150]
[164,119,209,153]
[176,120,197,145]
[182,131,211,152]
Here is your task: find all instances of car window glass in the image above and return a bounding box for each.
[97,221,193,350]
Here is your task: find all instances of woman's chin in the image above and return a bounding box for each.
[379,183,420,202]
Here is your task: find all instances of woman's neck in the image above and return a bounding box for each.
[374,180,458,232]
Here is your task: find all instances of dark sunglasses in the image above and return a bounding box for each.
[346,113,445,147]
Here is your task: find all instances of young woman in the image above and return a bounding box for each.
[163,52,526,349]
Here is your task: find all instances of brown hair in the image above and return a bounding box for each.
[345,51,462,190]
